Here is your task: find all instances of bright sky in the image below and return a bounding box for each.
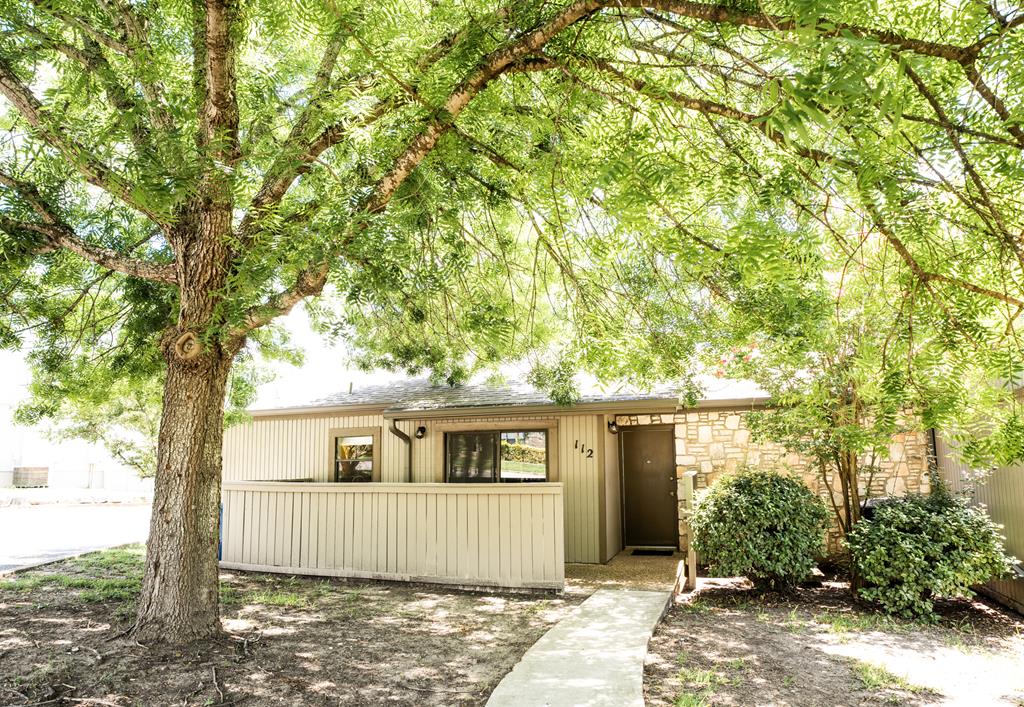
[249,306,405,409]
[0,305,391,470]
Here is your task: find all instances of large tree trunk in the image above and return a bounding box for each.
[133,336,234,643]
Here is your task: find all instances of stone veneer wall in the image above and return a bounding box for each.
[613,409,931,553]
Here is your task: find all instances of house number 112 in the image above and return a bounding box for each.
[574,439,594,459]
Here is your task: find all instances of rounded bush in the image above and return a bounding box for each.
[847,492,1016,620]
[690,468,829,588]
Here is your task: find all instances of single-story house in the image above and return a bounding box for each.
[219,377,931,590]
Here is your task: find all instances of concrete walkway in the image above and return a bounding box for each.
[487,588,671,707]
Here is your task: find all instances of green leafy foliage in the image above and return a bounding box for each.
[847,491,1018,620]
[691,468,829,588]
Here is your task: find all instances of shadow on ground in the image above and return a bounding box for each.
[644,577,1024,707]
[0,545,580,706]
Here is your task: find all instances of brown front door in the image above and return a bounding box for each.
[621,427,677,547]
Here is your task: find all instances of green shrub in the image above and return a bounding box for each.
[690,468,829,588]
[847,492,1016,620]
[500,441,545,464]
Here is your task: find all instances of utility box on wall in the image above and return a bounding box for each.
[13,466,48,488]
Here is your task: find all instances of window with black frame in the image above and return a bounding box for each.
[445,430,548,483]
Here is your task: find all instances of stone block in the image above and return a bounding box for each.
[679,455,697,466]
[698,425,713,443]
[724,414,741,430]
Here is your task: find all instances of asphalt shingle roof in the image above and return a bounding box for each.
[299,376,766,414]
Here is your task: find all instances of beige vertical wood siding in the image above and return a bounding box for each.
[224,412,605,563]
[223,414,409,483]
[602,414,622,562]
[220,481,565,589]
[936,434,1024,612]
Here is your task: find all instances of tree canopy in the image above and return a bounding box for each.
[2,0,1024,639]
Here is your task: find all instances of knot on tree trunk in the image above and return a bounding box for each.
[173,331,202,361]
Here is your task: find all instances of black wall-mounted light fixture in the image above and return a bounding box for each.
[415,425,427,439]
[607,419,619,434]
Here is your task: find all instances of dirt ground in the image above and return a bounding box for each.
[644,578,1024,707]
[0,545,580,706]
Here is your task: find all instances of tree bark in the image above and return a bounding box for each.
[133,334,234,643]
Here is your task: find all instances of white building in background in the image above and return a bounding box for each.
[0,351,153,493]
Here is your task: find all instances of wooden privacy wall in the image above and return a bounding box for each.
[936,434,1024,613]
[223,412,604,563]
[220,481,565,589]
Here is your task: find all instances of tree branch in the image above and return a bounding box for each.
[233,0,986,335]
[0,171,175,283]
[0,58,166,226]
[862,199,1024,308]
[644,1,977,63]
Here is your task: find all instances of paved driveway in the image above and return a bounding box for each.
[0,504,151,573]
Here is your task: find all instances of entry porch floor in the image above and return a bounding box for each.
[565,549,686,595]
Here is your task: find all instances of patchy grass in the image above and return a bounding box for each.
[852,661,917,691]
[813,610,906,635]
[0,545,581,706]
[645,578,1024,706]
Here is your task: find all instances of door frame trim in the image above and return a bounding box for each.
[618,424,678,549]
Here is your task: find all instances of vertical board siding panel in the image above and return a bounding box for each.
[519,494,532,584]
[418,493,428,576]
[289,492,301,567]
[318,493,329,569]
[387,493,398,574]
[306,492,317,569]
[554,489,566,582]
[352,492,364,570]
[396,493,408,574]
[343,492,354,569]
[262,493,275,565]
[536,493,544,581]
[369,493,379,572]
[275,492,286,566]
[542,493,554,581]
[508,494,522,583]
[222,491,235,561]
[370,492,381,572]
[456,494,467,578]
[448,494,459,576]
[331,494,342,568]
[241,491,252,564]
[499,494,511,583]
[488,495,501,582]
[436,491,448,576]
[254,492,264,564]
[270,492,280,565]
[425,493,437,576]
[466,494,478,579]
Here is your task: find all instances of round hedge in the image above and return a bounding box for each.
[847,492,1015,620]
[691,468,829,588]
